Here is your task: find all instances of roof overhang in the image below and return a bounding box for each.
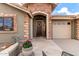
[5,3,32,18]
[51,15,76,20]
[75,15,79,19]
[51,3,58,11]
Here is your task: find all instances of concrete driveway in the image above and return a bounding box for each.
[53,39,79,56]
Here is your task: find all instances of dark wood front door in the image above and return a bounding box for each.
[36,20,46,37]
[36,20,42,37]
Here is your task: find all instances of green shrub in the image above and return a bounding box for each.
[23,40,32,48]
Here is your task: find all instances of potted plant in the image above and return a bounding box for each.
[22,40,33,56]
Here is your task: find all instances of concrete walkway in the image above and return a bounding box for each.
[32,38,63,56]
[53,39,79,56]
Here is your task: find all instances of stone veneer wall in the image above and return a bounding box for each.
[76,19,79,39]
[24,15,30,39]
[23,4,56,39]
[26,4,52,14]
[28,4,52,39]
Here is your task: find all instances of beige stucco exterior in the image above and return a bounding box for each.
[1,3,79,42]
[0,3,31,42]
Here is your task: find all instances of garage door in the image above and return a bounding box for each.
[53,21,71,39]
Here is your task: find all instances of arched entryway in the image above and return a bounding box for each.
[33,15,46,37]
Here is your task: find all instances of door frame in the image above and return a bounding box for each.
[30,11,48,39]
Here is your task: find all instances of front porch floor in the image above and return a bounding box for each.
[32,38,79,56]
[32,38,63,56]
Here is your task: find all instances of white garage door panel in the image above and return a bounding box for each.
[53,21,71,39]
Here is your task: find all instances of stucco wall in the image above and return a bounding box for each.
[0,4,29,42]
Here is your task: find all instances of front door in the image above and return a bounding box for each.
[36,20,42,37]
[35,20,46,37]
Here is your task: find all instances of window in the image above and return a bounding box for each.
[0,17,14,31]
